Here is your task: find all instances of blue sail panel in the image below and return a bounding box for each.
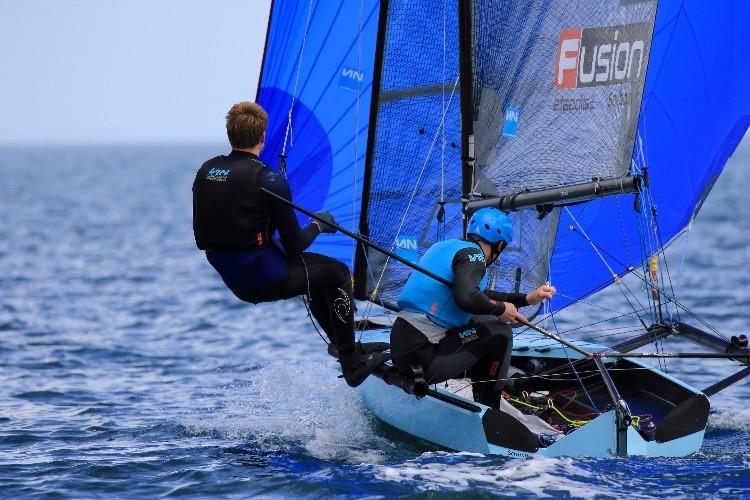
[549,0,750,311]
[257,0,380,268]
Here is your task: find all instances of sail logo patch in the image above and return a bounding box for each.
[394,235,418,263]
[554,23,650,89]
[339,66,365,92]
[502,107,521,138]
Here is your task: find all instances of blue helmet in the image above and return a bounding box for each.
[467,208,513,244]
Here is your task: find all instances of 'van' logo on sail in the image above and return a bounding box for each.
[503,107,520,138]
[394,235,418,263]
[554,23,651,89]
[339,66,365,92]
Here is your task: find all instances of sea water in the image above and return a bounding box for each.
[1,144,748,497]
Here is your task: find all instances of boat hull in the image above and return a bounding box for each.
[357,329,708,458]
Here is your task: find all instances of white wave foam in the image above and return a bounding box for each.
[709,405,750,432]
[370,453,605,498]
[180,359,388,463]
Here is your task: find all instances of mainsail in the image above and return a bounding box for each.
[354,0,465,306]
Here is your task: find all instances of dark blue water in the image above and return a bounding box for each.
[1,144,749,498]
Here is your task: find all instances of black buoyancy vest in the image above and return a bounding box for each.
[192,152,271,251]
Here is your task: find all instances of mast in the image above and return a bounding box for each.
[353,0,390,300]
[457,0,474,237]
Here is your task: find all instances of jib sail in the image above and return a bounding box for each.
[256,0,380,267]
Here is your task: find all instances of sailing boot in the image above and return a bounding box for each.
[472,383,502,409]
[338,346,390,388]
[327,341,390,359]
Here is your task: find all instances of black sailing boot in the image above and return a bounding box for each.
[327,341,390,359]
[338,346,390,388]
[472,382,502,409]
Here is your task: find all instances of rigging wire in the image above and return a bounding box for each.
[631,137,667,369]
[565,207,650,330]
[279,0,316,175]
[544,221,599,412]
[437,0,448,240]
[671,220,694,322]
[357,241,397,342]
[444,365,656,388]
[566,224,732,343]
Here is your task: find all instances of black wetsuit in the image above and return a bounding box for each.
[391,246,529,406]
[192,150,354,351]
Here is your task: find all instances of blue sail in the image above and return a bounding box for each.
[549,0,750,311]
[256,0,380,267]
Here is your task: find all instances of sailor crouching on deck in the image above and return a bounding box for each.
[192,101,387,387]
[391,208,556,408]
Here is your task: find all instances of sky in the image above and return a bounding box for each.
[0,0,272,145]
[0,2,746,148]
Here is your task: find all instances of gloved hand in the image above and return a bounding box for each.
[314,211,338,234]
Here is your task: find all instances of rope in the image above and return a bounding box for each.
[280,0,315,160]
[502,394,591,427]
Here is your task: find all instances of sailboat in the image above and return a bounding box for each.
[255,0,750,457]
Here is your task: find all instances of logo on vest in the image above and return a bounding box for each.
[457,327,479,344]
[206,168,230,182]
[467,252,485,263]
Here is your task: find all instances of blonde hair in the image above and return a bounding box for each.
[225,101,268,149]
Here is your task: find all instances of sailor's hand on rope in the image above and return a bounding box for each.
[526,284,557,305]
[313,211,337,234]
[498,302,527,324]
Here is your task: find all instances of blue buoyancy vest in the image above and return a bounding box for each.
[397,239,488,328]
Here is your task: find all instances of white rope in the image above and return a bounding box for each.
[281,0,315,157]
[565,207,622,282]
